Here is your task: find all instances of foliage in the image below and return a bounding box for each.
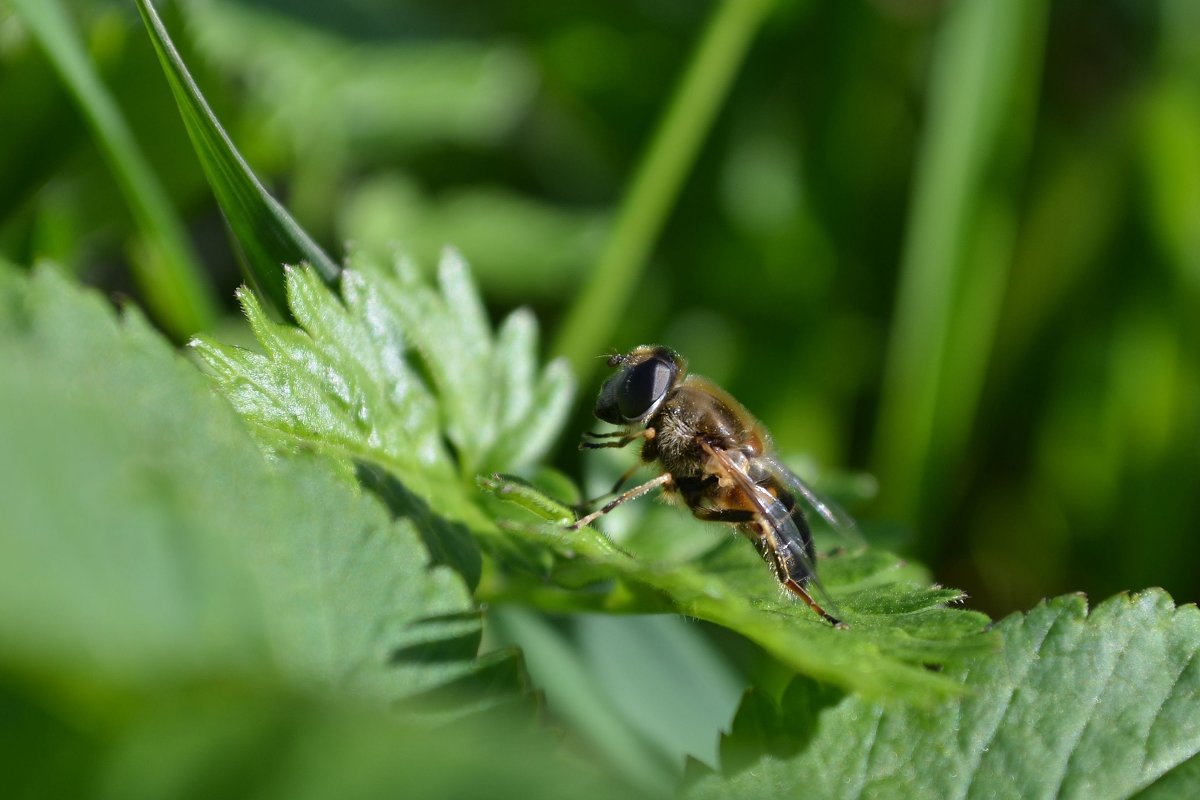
[192,250,573,508]
[135,0,339,310]
[8,250,1199,798]
[0,266,481,702]
[688,591,1200,800]
[193,248,991,701]
[0,267,630,799]
[3,0,1200,798]
[10,0,217,336]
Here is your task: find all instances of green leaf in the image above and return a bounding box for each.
[687,591,1200,799]
[10,0,217,337]
[133,0,339,310]
[0,266,479,701]
[573,614,745,771]
[3,679,633,800]
[481,476,993,702]
[190,249,574,519]
[191,248,982,702]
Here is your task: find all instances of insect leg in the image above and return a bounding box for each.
[567,473,673,530]
[579,428,654,451]
[761,527,845,628]
[782,576,845,628]
[690,507,755,523]
[574,462,643,511]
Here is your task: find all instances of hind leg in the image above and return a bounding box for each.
[759,527,845,628]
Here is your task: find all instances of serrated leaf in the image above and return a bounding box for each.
[481,477,993,702]
[133,0,339,310]
[378,249,576,475]
[687,591,1200,800]
[0,267,480,700]
[491,356,576,472]
[358,463,484,592]
[191,250,575,525]
[193,247,984,702]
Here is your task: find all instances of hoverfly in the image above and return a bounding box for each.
[569,345,854,627]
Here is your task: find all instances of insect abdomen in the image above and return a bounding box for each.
[754,470,815,581]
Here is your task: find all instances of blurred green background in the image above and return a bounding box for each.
[2,0,1198,623]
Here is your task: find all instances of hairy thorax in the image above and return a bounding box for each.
[642,381,765,480]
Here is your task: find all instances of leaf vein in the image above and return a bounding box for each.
[848,705,885,799]
[1137,642,1200,785]
[963,606,1064,799]
[1047,609,1142,798]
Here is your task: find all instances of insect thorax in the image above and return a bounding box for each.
[646,385,760,478]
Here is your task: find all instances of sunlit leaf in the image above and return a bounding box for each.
[0,266,479,701]
[687,591,1200,799]
[480,476,994,702]
[192,250,573,501]
[192,247,988,701]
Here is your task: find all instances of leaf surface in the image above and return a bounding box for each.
[687,591,1200,799]
[0,267,478,700]
[191,250,573,524]
[481,475,993,702]
[193,250,989,702]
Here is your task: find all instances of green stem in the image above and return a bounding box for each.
[871,0,1046,534]
[552,0,774,374]
[12,0,218,339]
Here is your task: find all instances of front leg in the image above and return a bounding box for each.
[567,472,674,530]
[579,427,656,450]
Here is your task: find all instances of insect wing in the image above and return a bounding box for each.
[760,455,865,547]
[701,443,843,618]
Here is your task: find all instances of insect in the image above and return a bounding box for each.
[569,345,854,627]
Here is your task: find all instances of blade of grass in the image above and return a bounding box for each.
[871,0,1046,540]
[133,0,339,311]
[551,0,774,376]
[11,0,217,338]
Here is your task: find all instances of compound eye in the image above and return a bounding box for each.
[617,358,675,420]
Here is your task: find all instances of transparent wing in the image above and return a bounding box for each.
[760,455,865,548]
[701,443,843,621]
